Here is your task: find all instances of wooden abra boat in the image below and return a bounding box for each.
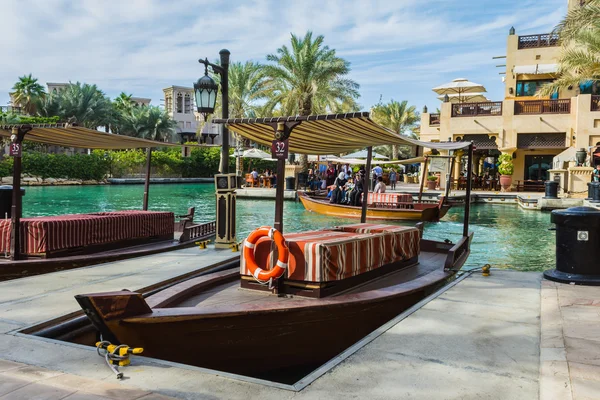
[76,222,471,380]
[299,191,450,222]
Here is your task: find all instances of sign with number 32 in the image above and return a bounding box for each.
[271,139,289,160]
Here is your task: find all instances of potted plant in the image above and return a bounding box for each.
[426,175,438,190]
[498,153,514,191]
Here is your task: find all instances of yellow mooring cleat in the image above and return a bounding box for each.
[195,240,210,249]
[230,242,242,252]
[482,264,491,277]
[96,342,143,367]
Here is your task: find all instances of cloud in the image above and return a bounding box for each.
[0,0,567,111]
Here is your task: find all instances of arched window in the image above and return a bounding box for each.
[184,93,191,114]
[165,95,172,113]
[177,93,183,114]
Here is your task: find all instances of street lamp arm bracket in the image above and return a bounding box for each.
[198,58,225,75]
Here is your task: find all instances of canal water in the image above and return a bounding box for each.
[23,183,555,272]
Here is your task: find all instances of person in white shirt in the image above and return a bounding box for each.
[251,169,259,180]
[374,176,386,193]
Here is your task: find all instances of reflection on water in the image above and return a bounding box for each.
[23,184,554,272]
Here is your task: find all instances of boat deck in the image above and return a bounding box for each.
[172,251,445,308]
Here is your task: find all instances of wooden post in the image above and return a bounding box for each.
[418,156,429,203]
[463,143,474,237]
[360,146,373,223]
[444,154,455,200]
[143,147,152,211]
[274,157,286,233]
[10,127,28,261]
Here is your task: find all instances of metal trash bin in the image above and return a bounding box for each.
[544,181,558,199]
[592,182,600,203]
[544,206,600,285]
[285,176,296,190]
[0,186,25,219]
[587,182,593,200]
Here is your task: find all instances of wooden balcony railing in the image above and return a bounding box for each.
[518,33,560,49]
[514,99,571,115]
[592,95,600,112]
[0,106,24,114]
[429,113,440,125]
[451,102,502,117]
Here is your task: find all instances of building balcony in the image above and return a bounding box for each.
[592,95,600,112]
[451,102,502,117]
[514,99,571,115]
[517,33,560,50]
[0,106,25,115]
[429,113,440,125]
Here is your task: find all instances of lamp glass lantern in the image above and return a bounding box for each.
[194,72,219,120]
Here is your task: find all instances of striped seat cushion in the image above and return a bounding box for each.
[366,193,413,205]
[240,226,420,283]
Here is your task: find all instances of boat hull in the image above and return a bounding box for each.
[298,192,445,222]
[76,236,472,381]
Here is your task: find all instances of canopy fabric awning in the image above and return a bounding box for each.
[0,124,181,149]
[513,64,558,75]
[213,112,471,154]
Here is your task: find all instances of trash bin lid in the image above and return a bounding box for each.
[551,206,600,224]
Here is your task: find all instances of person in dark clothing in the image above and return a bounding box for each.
[330,172,347,204]
[350,172,364,206]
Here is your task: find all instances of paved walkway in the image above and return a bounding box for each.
[0,250,598,399]
[540,280,600,400]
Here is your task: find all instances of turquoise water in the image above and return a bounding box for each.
[22,183,554,271]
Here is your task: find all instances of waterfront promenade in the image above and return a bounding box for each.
[0,249,598,399]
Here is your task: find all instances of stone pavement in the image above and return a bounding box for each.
[0,359,174,399]
[540,280,600,400]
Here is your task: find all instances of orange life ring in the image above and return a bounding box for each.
[243,226,289,282]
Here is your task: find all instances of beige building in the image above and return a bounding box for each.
[420,0,600,192]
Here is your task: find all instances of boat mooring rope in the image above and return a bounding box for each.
[96,339,143,379]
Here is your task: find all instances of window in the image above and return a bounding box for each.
[176,93,183,113]
[165,95,172,112]
[579,81,600,95]
[184,94,191,114]
[516,80,557,98]
[524,155,553,181]
[186,122,191,129]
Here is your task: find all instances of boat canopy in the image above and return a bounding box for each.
[213,112,471,155]
[0,123,183,149]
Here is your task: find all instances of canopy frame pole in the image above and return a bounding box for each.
[360,146,373,223]
[143,147,153,211]
[10,126,30,261]
[268,121,300,234]
[444,152,456,202]
[463,142,474,237]
[418,156,429,203]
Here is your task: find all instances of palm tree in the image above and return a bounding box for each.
[120,106,176,141]
[11,74,46,115]
[113,92,136,112]
[539,0,600,96]
[227,61,270,119]
[371,100,420,159]
[263,31,360,171]
[54,82,113,129]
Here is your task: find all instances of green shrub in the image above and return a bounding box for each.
[498,153,514,176]
[427,175,438,181]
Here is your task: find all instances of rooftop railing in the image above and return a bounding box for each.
[517,33,560,49]
[0,106,24,114]
[451,102,502,117]
[514,99,571,115]
[429,113,440,125]
[592,95,600,112]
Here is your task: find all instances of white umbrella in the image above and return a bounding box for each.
[342,150,389,159]
[432,78,487,102]
[436,92,489,103]
[230,148,275,160]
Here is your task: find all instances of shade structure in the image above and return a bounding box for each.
[213,112,472,155]
[342,150,389,159]
[333,156,425,166]
[436,92,489,103]
[240,148,273,159]
[432,78,487,102]
[0,124,181,149]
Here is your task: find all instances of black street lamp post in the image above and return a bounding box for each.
[194,49,230,173]
[193,49,236,249]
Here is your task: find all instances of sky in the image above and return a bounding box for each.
[1,0,567,113]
